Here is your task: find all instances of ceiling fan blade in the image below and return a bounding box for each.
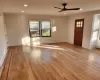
[58,10,62,12]
[54,7,62,9]
[67,8,80,10]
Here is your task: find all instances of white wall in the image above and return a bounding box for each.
[67,10,100,49]
[4,13,68,46]
[5,10,100,49]
[0,13,7,67]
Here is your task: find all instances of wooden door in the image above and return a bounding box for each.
[74,19,84,46]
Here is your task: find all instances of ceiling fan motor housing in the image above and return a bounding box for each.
[62,3,67,6]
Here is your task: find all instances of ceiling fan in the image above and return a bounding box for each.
[54,3,80,12]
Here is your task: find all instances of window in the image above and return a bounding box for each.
[76,21,83,27]
[29,21,40,37]
[41,21,51,37]
[29,21,51,37]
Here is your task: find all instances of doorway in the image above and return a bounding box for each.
[74,19,84,46]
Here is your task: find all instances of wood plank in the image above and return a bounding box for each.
[0,43,100,80]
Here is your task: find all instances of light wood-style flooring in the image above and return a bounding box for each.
[0,43,100,80]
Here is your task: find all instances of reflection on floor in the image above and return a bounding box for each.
[1,43,100,80]
[93,48,100,53]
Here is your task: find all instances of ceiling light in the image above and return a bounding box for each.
[80,8,82,10]
[24,4,28,7]
[64,13,67,14]
[22,10,24,13]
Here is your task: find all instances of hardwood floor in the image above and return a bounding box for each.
[93,48,100,53]
[1,43,100,80]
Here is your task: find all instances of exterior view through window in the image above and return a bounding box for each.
[41,21,51,37]
[29,21,51,37]
[29,21,40,37]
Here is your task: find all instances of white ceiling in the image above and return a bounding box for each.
[0,0,100,16]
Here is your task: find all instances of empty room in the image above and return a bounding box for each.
[0,0,100,80]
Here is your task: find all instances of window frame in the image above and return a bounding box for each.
[28,20,51,37]
[28,21,41,37]
[41,21,51,37]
